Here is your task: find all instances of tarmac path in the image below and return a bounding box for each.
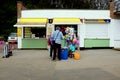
[0,49,120,80]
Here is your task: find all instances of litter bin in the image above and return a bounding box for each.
[3,42,13,58]
[61,49,68,60]
[3,42,9,58]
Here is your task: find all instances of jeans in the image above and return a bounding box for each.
[50,44,54,57]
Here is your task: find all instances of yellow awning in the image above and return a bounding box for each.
[19,18,47,23]
[53,18,81,24]
[14,18,48,27]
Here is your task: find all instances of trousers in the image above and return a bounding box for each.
[53,43,61,60]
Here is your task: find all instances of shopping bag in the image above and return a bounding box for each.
[52,40,55,45]
[74,52,80,60]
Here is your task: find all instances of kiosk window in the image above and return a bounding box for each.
[23,27,46,38]
[55,25,78,37]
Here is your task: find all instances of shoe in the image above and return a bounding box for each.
[58,59,61,61]
[49,56,52,59]
[52,59,55,60]
[58,58,61,61]
[52,59,56,62]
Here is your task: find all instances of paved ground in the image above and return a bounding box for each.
[0,49,120,80]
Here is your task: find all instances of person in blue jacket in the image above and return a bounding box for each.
[51,26,64,61]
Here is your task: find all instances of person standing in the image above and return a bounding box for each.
[49,35,54,58]
[51,26,64,61]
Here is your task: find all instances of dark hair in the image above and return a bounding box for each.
[56,26,60,30]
